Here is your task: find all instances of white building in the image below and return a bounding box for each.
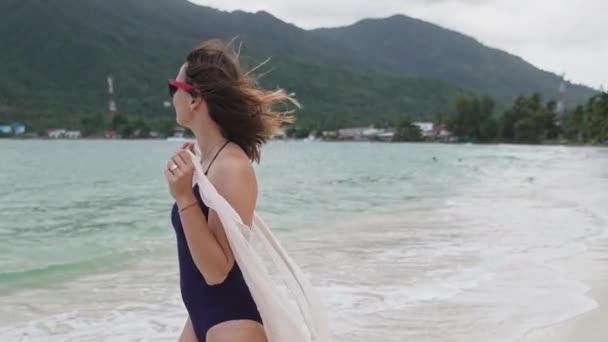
[337,127,368,140]
[377,131,395,142]
[48,129,67,139]
[13,124,26,135]
[47,129,81,139]
[362,127,381,139]
[413,122,435,137]
[65,131,82,139]
[271,128,287,140]
[0,123,26,135]
[336,126,396,141]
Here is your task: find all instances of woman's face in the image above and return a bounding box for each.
[173,64,195,127]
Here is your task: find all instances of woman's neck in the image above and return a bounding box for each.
[193,122,226,161]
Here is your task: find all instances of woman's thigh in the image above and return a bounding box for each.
[206,320,267,342]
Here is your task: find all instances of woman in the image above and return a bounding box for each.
[164,39,295,342]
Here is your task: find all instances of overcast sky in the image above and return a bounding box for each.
[190,0,606,89]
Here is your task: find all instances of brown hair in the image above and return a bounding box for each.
[185,39,296,162]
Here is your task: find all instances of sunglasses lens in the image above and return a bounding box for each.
[168,83,177,98]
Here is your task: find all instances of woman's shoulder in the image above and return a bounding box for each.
[207,143,258,205]
[208,143,256,184]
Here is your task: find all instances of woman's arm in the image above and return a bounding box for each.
[166,149,256,285]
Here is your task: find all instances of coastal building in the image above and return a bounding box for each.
[337,127,368,141]
[11,122,26,135]
[0,125,12,135]
[413,122,435,137]
[432,123,451,140]
[65,131,82,139]
[362,127,381,139]
[376,130,395,142]
[167,127,189,141]
[271,128,287,140]
[334,126,396,142]
[0,122,26,135]
[322,131,338,140]
[48,129,67,139]
[325,124,447,142]
[47,129,81,139]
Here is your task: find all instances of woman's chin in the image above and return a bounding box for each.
[176,116,188,127]
[177,113,196,127]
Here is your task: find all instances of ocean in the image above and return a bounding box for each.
[0,140,607,341]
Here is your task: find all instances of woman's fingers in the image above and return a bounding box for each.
[167,159,179,172]
[177,150,193,165]
[164,169,175,181]
[179,150,196,171]
[179,142,194,152]
[172,152,188,169]
[166,147,194,177]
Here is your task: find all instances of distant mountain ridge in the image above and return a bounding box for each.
[0,0,596,130]
[313,14,594,104]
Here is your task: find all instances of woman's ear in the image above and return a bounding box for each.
[189,95,205,112]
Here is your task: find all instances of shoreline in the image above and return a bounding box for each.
[521,286,608,342]
[1,136,607,147]
[521,237,608,342]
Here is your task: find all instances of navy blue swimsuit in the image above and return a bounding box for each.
[170,144,262,341]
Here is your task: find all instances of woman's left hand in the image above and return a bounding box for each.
[164,145,196,205]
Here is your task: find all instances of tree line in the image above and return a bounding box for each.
[289,91,607,145]
[3,91,606,144]
[440,91,607,144]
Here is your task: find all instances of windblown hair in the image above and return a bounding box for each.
[185,39,296,162]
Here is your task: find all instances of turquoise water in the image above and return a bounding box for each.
[1,140,607,341]
[0,140,476,291]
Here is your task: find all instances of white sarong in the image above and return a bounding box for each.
[188,149,332,342]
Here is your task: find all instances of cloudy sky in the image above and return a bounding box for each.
[190,0,606,89]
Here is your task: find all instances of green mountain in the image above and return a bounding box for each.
[0,0,464,130]
[0,0,596,132]
[313,15,595,105]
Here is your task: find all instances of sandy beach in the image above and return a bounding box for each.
[1,142,607,341]
[521,238,608,342]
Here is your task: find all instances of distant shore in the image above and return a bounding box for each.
[1,136,606,147]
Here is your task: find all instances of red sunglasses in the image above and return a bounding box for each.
[168,80,194,98]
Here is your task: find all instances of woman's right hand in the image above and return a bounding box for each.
[164,141,197,206]
[180,142,195,153]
